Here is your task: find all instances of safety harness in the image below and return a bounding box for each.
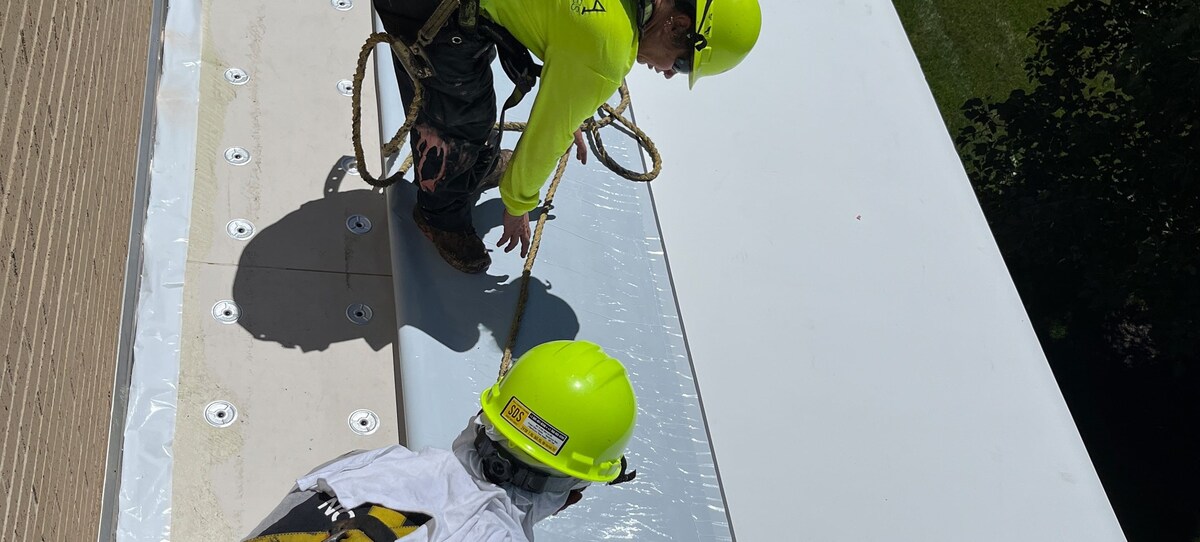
[245,503,427,542]
[404,0,657,82]
[351,0,662,186]
[249,430,637,542]
[394,0,659,149]
[395,0,543,152]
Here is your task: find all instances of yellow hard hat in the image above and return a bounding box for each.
[480,341,637,482]
[681,0,763,89]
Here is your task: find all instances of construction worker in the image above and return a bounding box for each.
[375,0,762,273]
[243,340,638,541]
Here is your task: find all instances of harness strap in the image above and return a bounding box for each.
[458,0,479,34]
[403,0,464,78]
[325,510,401,542]
[477,21,542,93]
[416,0,461,48]
[396,0,543,153]
[247,505,424,542]
[475,18,543,150]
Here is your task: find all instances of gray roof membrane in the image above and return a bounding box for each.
[375,34,733,542]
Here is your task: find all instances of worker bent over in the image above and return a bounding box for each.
[375,0,762,273]
[243,341,638,541]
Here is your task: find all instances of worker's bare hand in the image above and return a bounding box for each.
[573,128,588,165]
[498,210,530,257]
[555,489,585,515]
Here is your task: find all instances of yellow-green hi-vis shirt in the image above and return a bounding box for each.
[480,0,639,216]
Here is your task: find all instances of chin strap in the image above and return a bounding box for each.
[475,426,581,494]
[476,426,640,491]
[638,0,655,32]
[607,456,638,486]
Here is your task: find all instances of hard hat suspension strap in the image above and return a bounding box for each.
[474,426,581,494]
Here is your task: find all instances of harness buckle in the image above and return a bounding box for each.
[458,0,479,34]
[320,527,349,542]
[404,0,473,79]
[386,39,436,80]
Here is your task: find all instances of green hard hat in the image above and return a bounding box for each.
[480,340,637,482]
[685,0,763,89]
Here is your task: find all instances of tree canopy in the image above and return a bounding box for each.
[954,1,1199,538]
[957,0,1199,366]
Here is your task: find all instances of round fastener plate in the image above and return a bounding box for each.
[340,156,359,176]
[224,147,251,166]
[224,68,249,85]
[346,215,372,235]
[204,400,238,428]
[337,79,354,97]
[332,0,353,11]
[226,219,256,241]
[346,303,373,325]
[212,300,240,324]
[348,409,379,435]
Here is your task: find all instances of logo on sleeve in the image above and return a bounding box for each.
[571,0,606,14]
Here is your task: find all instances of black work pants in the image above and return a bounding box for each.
[375,0,500,233]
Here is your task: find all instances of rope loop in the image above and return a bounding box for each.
[351,33,426,187]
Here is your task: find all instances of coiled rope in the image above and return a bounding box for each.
[351,32,662,378]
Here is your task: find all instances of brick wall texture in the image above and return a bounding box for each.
[1,1,151,541]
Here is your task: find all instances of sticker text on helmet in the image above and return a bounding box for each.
[502,397,569,456]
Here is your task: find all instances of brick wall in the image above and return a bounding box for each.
[0,1,151,540]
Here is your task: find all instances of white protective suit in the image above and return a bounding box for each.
[288,415,576,541]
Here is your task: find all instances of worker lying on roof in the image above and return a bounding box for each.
[375,0,762,274]
[243,341,638,541]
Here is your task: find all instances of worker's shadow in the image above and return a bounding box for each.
[230,157,579,357]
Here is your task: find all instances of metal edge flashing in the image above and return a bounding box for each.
[633,101,739,541]
[98,0,169,538]
[110,0,205,539]
[372,6,410,447]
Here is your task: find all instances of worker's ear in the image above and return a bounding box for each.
[671,13,693,31]
[554,489,586,515]
[669,14,694,50]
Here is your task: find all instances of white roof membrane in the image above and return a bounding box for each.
[624,1,1125,540]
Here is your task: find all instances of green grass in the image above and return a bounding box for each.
[892,0,1070,138]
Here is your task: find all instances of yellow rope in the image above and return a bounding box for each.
[351,33,428,187]
[351,32,662,378]
[496,152,572,377]
[580,85,663,182]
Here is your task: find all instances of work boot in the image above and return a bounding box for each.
[477,149,513,193]
[412,206,491,274]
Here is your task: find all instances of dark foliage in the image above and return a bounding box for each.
[959,0,1199,364]
[955,0,1199,539]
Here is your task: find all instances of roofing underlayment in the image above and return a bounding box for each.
[111,0,1127,540]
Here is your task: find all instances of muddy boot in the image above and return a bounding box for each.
[412,206,491,274]
[477,149,513,193]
